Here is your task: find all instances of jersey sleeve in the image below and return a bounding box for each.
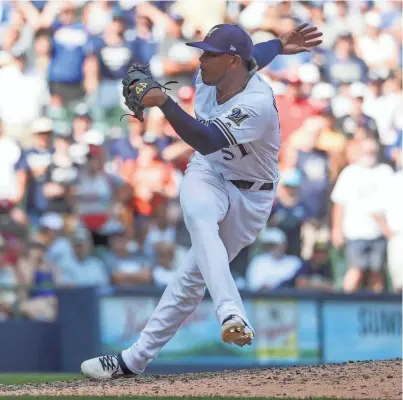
[212,93,278,145]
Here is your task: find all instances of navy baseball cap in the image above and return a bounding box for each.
[186,24,253,61]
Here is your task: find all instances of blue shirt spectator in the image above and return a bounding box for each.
[49,20,92,83]
[20,118,55,224]
[322,34,368,86]
[297,150,330,221]
[268,169,306,257]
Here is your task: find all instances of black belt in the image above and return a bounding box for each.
[230,180,274,191]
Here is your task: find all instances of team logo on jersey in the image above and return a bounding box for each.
[225,107,250,126]
[206,27,219,37]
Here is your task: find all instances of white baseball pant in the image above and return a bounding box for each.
[122,159,277,373]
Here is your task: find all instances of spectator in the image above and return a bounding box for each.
[58,227,109,287]
[265,17,313,80]
[295,241,334,291]
[286,117,331,260]
[125,10,158,66]
[364,75,403,147]
[21,117,54,225]
[82,0,116,36]
[0,236,18,320]
[247,228,304,291]
[105,225,152,287]
[74,144,132,246]
[268,169,306,258]
[0,52,49,146]
[40,2,95,105]
[31,28,52,79]
[44,129,78,216]
[38,212,72,270]
[276,76,317,162]
[337,82,379,140]
[89,14,138,109]
[322,32,368,86]
[331,137,394,293]
[152,240,177,288]
[316,110,347,182]
[321,1,365,49]
[106,115,145,175]
[0,119,27,207]
[355,11,399,80]
[68,106,93,166]
[143,201,177,260]
[17,240,59,322]
[144,4,200,93]
[118,141,179,229]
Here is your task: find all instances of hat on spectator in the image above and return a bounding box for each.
[186,24,254,62]
[349,82,368,98]
[31,117,53,135]
[281,169,302,187]
[73,227,91,242]
[365,11,382,28]
[298,64,320,84]
[39,212,64,231]
[84,129,104,146]
[74,103,92,120]
[54,126,72,140]
[258,228,287,245]
[311,83,336,100]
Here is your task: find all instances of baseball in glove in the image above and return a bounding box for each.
[121,63,177,122]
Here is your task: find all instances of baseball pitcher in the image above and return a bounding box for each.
[81,22,322,379]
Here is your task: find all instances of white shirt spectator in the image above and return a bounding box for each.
[143,225,176,259]
[371,170,403,235]
[0,137,23,201]
[357,33,397,76]
[331,163,394,240]
[0,64,49,125]
[59,255,109,287]
[363,91,402,146]
[247,253,303,291]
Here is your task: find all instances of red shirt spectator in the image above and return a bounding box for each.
[119,143,179,217]
[276,77,317,164]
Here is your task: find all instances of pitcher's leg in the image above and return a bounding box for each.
[180,173,247,325]
[122,248,205,373]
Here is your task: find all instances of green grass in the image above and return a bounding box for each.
[0,373,83,385]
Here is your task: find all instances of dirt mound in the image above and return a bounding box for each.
[0,359,400,398]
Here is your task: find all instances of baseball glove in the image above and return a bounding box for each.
[121,63,177,122]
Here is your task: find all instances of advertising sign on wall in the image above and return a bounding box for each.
[254,300,319,364]
[100,296,320,366]
[323,301,402,362]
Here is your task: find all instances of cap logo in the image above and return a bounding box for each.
[230,45,236,51]
[206,27,219,37]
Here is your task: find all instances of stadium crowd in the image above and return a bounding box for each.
[0,0,401,321]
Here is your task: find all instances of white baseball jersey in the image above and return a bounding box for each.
[193,71,280,183]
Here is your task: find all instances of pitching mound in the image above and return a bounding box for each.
[1,359,401,398]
